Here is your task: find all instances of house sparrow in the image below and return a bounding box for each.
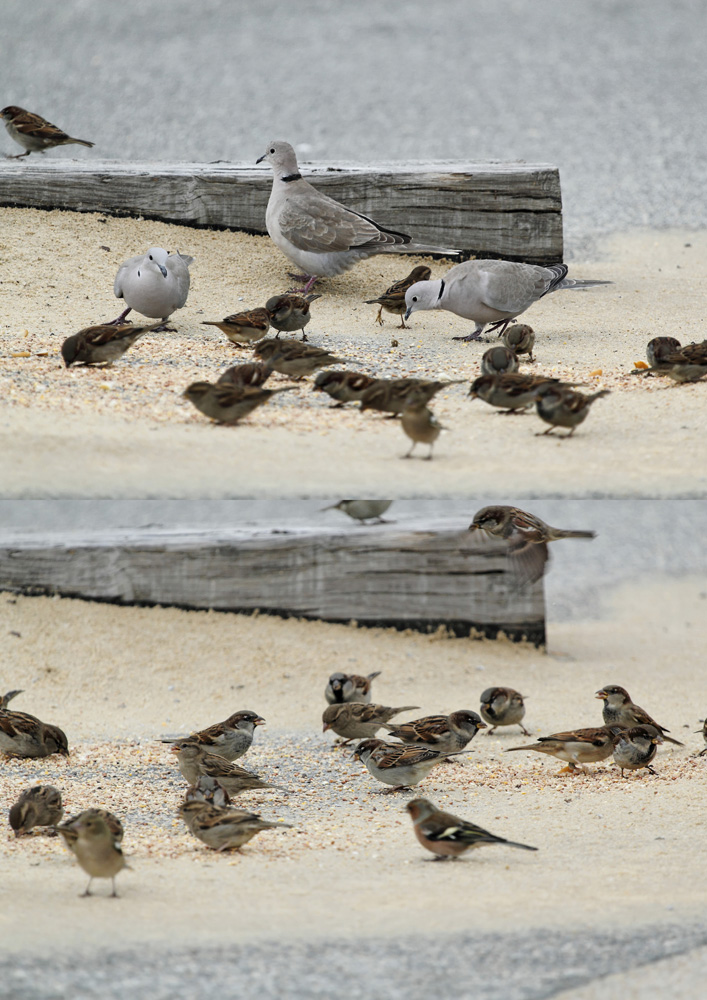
[265,293,321,341]
[353,739,465,791]
[0,689,23,709]
[469,505,595,586]
[217,361,274,388]
[480,345,519,376]
[256,141,456,294]
[61,323,159,367]
[202,308,272,346]
[1,105,94,157]
[9,785,64,836]
[406,798,537,859]
[501,324,536,361]
[0,709,69,758]
[401,394,442,460]
[662,359,707,384]
[611,725,662,777]
[162,709,265,761]
[184,776,232,809]
[383,710,486,754]
[182,382,295,424]
[404,259,609,341]
[313,370,379,406]
[113,248,192,326]
[505,727,614,773]
[325,670,382,704]
[321,500,393,524]
[170,741,287,796]
[253,338,346,378]
[178,800,291,851]
[62,812,126,897]
[360,378,462,416]
[469,373,562,413]
[535,385,610,436]
[365,265,432,328]
[595,685,683,746]
[58,809,124,852]
[645,336,682,370]
[479,687,529,735]
[322,702,419,742]
[693,719,707,757]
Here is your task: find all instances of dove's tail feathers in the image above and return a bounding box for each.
[556,278,613,291]
[384,243,460,258]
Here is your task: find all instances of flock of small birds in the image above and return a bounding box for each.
[8,111,704,457]
[3,502,705,894]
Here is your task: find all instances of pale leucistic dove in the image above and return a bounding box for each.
[404,259,611,341]
[113,247,193,326]
[256,141,458,293]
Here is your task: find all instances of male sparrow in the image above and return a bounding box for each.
[170,741,286,796]
[202,308,271,346]
[265,293,321,341]
[611,725,662,777]
[162,709,265,761]
[324,670,382,704]
[313,370,379,406]
[321,500,392,524]
[183,382,295,424]
[353,739,465,791]
[0,708,69,758]
[61,323,159,367]
[253,338,346,378]
[1,105,94,157]
[595,685,683,746]
[322,702,419,742]
[469,505,595,585]
[479,687,529,735]
[178,801,291,852]
[365,265,432,328]
[383,710,486,754]
[406,798,537,859]
[505,727,614,773]
[9,785,64,836]
[501,324,536,361]
[480,345,519,377]
[535,385,610,436]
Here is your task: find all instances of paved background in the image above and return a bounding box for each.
[1,0,706,255]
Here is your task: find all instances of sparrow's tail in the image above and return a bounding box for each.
[65,137,95,148]
[503,838,538,851]
[549,528,596,540]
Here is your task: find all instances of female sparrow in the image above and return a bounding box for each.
[178,801,291,852]
[324,670,382,704]
[505,727,614,773]
[322,702,419,742]
[265,292,321,341]
[66,813,126,897]
[479,687,529,735]
[0,708,69,758]
[365,265,432,329]
[1,105,94,157]
[9,785,64,836]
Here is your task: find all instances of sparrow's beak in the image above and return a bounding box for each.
[320,504,338,512]
[254,718,266,727]
[256,153,266,164]
[322,723,331,732]
[595,691,606,699]
[169,745,180,754]
[477,721,488,729]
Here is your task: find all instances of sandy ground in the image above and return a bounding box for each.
[1,574,706,958]
[0,208,705,497]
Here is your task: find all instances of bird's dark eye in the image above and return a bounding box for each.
[270,148,275,154]
[148,254,153,260]
[412,296,418,303]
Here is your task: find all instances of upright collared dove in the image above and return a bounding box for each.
[404,259,611,341]
[256,141,457,292]
[113,247,193,325]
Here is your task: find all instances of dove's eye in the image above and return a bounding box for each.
[148,254,153,260]
[411,296,418,303]
[270,147,275,154]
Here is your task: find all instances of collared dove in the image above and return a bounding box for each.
[113,247,193,326]
[404,259,611,341]
[256,141,457,293]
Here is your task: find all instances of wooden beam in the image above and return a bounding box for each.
[0,159,563,264]
[0,527,546,645]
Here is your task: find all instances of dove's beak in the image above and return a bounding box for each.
[158,264,168,278]
[404,307,412,320]
[256,153,266,164]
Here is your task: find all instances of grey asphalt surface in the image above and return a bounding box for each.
[1,498,705,622]
[2,925,706,1000]
[2,0,706,256]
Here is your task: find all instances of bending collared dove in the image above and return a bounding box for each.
[256,141,458,293]
[404,260,611,341]
[113,247,193,326]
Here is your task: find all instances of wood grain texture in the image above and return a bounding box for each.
[0,159,563,263]
[0,527,546,644]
